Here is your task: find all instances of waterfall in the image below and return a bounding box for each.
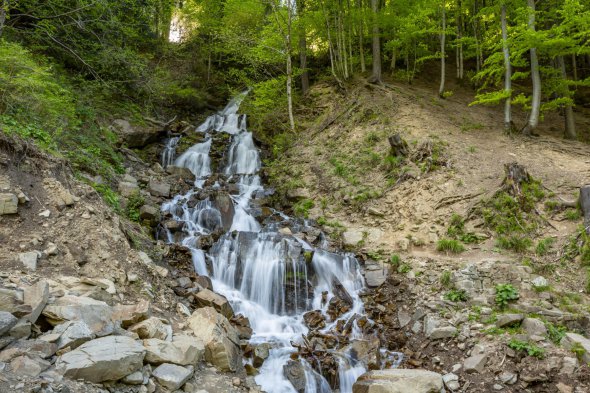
[160,93,391,393]
[161,136,180,168]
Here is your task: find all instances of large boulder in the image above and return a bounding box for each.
[111,119,164,148]
[353,369,444,393]
[0,312,17,336]
[143,335,204,366]
[561,333,590,364]
[42,295,115,336]
[128,316,172,340]
[55,336,145,382]
[0,193,18,215]
[23,280,49,324]
[186,307,241,372]
[152,363,193,391]
[194,289,234,319]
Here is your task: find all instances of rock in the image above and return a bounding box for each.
[0,312,17,336]
[23,280,49,324]
[52,320,94,350]
[112,299,151,328]
[140,205,160,221]
[398,310,411,328]
[561,333,590,364]
[556,382,573,393]
[283,360,306,393]
[80,277,116,295]
[424,315,457,339]
[122,370,144,385]
[152,363,192,391]
[4,339,56,359]
[119,181,140,197]
[8,319,31,339]
[148,180,170,198]
[112,119,164,148]
[177,277,192,288]
[364,266,388,288]
[342,230,364,248]
[499,371,517,385]
[286,188,311,202]
[495,314,523,328]
[187,307,241,372]
[0,193,18,215]
[18,251,39,271]
[561,357,578,375]
[129,317,171,340]
[166,166,195,181]
[39,209,51,218]
[10,355,50,377]
[143,336,204,366]
[55,336,146,382]
[303,310,326,330]
[442,373,460,391]
[353,369,444,393]
[531,276,548,288]
[522,318,547,338]
[253,343,271,368]
[348,338,380,369]
[194,289,234,319]
[463,354,488,374]
[42,295,115,336]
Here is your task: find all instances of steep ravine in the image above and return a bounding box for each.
[159,93,399,392]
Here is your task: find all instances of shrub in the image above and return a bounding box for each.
[444,289,468,302]
[497,235,532,253]
[293,199,315,218]
[440,270,452,288]
[437,238,465,253]
[126,192,145,222]
[495,284,519,310]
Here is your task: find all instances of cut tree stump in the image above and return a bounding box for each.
[501,162,531,197]
[388,133,409,157]
[580,185,590,234]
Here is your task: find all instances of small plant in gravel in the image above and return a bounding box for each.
[437,238,465,253]
[564,209,581,221]
[294,198,314,218]
[440,270,452,288]
[545,322,567,344]
[495,284,519,310]
[389,254,401,268]
[535,237,555,256]
[125,192,145,222]
[508,339,545,358]
[397,263,412,274]
[444,289,468,302]
[570,342,587,360]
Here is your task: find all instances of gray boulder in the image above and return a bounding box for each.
[152,363,193,391]
[0,312,17,336]
[0,193,18,215]
[353,369,444,393]
[112,119,164,148]
[55,336,145,382]
[194,289,234,319]
[561,333,590,364]
[143,335,204,366]
[42,295,115,336]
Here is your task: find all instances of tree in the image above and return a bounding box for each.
[501,3,515,132]
[522,0,542,136]
[0,0,8,38]
[298,0,310,94]
[368,0,381,83]
[439,0,447,97]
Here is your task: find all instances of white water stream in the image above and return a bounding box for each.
[160,93,400,392]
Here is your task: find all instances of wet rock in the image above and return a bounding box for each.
[55,336,146,382]
[327,296,352,321]
[348,338,380,369]
[303,310,326,330]
[230,314,252,340]
[0,193,18,215]
[213,192,235,232]
[152,363,192,391]
[148,180,170,197]
[283,360,306,393]
[253,343,271,368]
[464,353,488,374]
[561,333,590,364]
[0,312,17,336]
[18,251,39,271]
[522,318,547,338]
[129,317,172,340]
[143,335,204,365]
[495,314,523,328]
[353,369,444,393]
[166,166,195,181]
[194,289,234,319]
[187,307,241,372]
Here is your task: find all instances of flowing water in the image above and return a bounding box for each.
[160,93,400,392]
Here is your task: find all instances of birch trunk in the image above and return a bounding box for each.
[358,0,366,72]
[438,1,446,97]
[501,5,514,132]
[368,0,381,83]
[523,0,541,136]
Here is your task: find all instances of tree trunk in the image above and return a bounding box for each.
[557,55,577,140]
[580,185,590,234]
[298,0,309,95]
[523,0,541,136]
[457,0,464,80]
[501,5,514,133]
[438,1,446,97]
[0,0,8,38]
[286,1,295,131]
[368,0,381,83]
[390,47,396,75]
[358,0,366,73]
[572,54,578,81]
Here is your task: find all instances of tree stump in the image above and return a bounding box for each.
[500,162,531,197]
[580,185,590,234]
[388,133,409,157]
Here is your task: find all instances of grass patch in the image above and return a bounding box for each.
[440,270,452,288]
[535,237,555,256]
[436,238,465,253]
[293,199,315,219]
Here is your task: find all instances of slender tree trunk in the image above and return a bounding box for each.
[572,54,578,81]
[1,0,9,37]
[458,0,464,80]
[523,0,541,136]
[286,0,295,130]
[439,1,446,97]
[557,56,577,140]
[501,5,514,132]
[390,47,396,75]
[298,0,309,94]
[347,0,354,74]
[368,0,381,83]
[358,0,366,72]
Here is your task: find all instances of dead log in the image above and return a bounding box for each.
[580,185,590,234]
[388,133,409,157]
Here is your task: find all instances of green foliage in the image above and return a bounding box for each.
[440,270,452,288]
[389,254,401,268]
[92,184,120,213]
[497,235,533,252]
[535,238,555,256]
[495,284,519,310]
[126,192,145,223]
[397,263,412,274]
[545,322,567,344]
[446,213,482,244]
[444,289,468,302]
[436,238,466,254]
[565,209,582,221]
[293,199,315,218]
[571,342,587,360]
[507,339,545,359]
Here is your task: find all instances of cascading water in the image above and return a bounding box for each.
[160,93,401,392]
